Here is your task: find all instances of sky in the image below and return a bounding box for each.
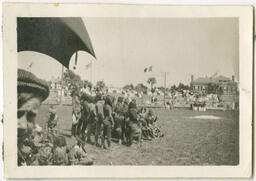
[18,17,239,88]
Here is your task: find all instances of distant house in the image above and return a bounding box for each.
[190,75,238,95]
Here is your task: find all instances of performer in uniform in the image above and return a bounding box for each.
[113,97,125,144]
[127,99,142,146]
[95,93,105,147]
[102,95,114,149]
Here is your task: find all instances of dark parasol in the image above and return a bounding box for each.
[17,17,96,68]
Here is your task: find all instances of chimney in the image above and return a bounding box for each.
[191,75,194,83]
[232,75,235,82]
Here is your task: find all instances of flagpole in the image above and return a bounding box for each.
[60,65,64,105]
[75,51,78,67]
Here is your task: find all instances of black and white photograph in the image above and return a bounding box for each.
[2,3,253,178]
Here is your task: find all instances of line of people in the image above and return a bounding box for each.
[17,69,164,166]
[71,91,164,149]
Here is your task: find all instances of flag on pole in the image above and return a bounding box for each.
[148,66,152,71]
[27,62,33,70]
[85,62,92,69]
[144,66,153,73]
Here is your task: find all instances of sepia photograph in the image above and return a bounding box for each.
[3,3,253,178]
[17,17,240,166]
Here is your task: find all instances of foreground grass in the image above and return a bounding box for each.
[36,105,239,165]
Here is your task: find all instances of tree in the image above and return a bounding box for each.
[177,83,184,91]
[123,84,134,90]
[96,80,106,91]
[208,83,216,93]
[135,83,148,94]
[157,86,165,92]
[208,83,223,95]
[170,84,177,91]
[177,83,190,91]
[63,69,83,94]
[147,77,156,91]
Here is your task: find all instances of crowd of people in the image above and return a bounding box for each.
[17,69,93,166]
[17,69,163,166]
[70,88,164,150]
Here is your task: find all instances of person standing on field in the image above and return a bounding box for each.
[95,93,105,147]
[77,93,90,138]
[86,98,97,144]
[71,90,81,137]
[127,99,141,146]
[113,97,125,144]
[102,95,114,149]
[47,105,58,135]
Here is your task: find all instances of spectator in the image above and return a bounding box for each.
[17,69,50,166]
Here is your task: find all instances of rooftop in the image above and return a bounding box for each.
[192,75,234,84]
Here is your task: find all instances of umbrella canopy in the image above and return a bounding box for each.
[18,17,96,68]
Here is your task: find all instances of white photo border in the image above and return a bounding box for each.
[3,3,253,178]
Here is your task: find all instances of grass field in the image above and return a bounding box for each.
[36,105,239,165]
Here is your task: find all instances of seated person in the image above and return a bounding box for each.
[145,109,157,126]
[145,109,164,138]
[52,136,69,165]
[68,139,94,165]
[138,108,152,140]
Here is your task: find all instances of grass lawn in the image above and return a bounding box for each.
[36,105,239,165]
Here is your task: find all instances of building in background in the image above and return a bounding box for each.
[190,74,238,95]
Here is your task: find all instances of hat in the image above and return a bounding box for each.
[18,69,49,101]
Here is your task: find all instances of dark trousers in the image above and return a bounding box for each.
[77,115,88,137]
[86,122,95,142]
[128,121,142,145]
[115,127,122,139]
[71,123,77,136]
[95,120,103,145]
[76,118,83,135]
[101,121,111,147]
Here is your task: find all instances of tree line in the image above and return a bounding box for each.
[50,71,223,95]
